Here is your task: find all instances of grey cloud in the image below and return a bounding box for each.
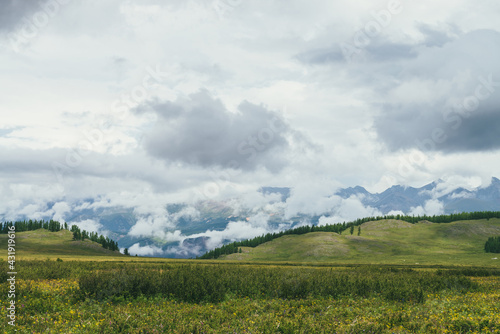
[365,42,417,62]
[295,47,344,64]
[404,30,500,80]
[417,23,457,48]
[135,90,295,172]
[296,24,464,66]
[0,0,40,32]
[296,40,418,65]
[0,147,199,193]
[441,108,500,152]
[374,103,500,153]
[373,29,500,153]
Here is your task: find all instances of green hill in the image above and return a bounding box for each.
[0,229,124,260]
[223,219,500,266]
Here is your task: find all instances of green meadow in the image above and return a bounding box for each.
[224,219,500,266]
[0,218,499,333]
[0,229,124,261]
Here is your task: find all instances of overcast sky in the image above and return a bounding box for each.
[1,1,500,252]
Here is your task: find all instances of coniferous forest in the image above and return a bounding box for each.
[485,236,500,253]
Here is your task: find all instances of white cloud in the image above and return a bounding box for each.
[69,219,103,235]
[1,0,500,257]
[127,243,164,256]
[317,196,382,225]
[128,212,175,239]
[410,199,445,216]
[190,219,270,251]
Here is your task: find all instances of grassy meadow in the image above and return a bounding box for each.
[0,260,499,333]
[224,219,500,266]
[0,219,499,333]
[0,229,124,261]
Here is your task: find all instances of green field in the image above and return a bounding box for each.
[0,229,125,261]
[0,260,499,333]
[1,219,500,333]
[223,219,500,266]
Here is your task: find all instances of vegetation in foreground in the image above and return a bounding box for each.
[0,260,499,333]
[0,215,499,332]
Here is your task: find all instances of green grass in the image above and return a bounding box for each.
[1,260,499,333]
[223,219,500,266]
[2,218,500,267]
[0,229,124,260]
[1,220,500,332]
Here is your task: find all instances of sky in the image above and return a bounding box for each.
[1,0,500,255]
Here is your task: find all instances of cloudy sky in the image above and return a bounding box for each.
[1,0,499,254]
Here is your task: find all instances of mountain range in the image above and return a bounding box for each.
[335,177,500,214]
[7,177,500,258]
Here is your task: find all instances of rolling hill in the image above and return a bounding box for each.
[3,218,500,267]
[3,178,500,259]
[222,218,500,266]
[0,229,124,260]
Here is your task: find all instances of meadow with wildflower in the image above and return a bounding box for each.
[0,260,499,333]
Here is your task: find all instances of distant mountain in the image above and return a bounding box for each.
[4,177,500,258]
[259,187,291,202]
[335,177,500,214]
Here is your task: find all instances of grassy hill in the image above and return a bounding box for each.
[0,229,124,260]
[3,219,500,266]
[223,218,500,266]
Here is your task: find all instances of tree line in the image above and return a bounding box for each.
[485,236,500,253]
[0,219,66,233]
[70,225,119,252]
[198,211,500,259]
[0,219,120,253]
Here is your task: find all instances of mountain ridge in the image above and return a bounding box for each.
[334,177,500,214]
[3,177,500,258]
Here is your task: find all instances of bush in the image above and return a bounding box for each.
[77,265,478,304]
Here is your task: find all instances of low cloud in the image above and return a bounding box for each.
[69,219,103,234]
[409,199,444,216]
[128,243,164,256]
[425,176,482,199]
[283,180,341,219]
[128,208,175,239]
[317,196,382,226]
[195,219,270,250]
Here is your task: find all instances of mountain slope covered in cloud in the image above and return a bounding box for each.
[336,177,500,214]
[4,177,499,258]
[2,1,500,259]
